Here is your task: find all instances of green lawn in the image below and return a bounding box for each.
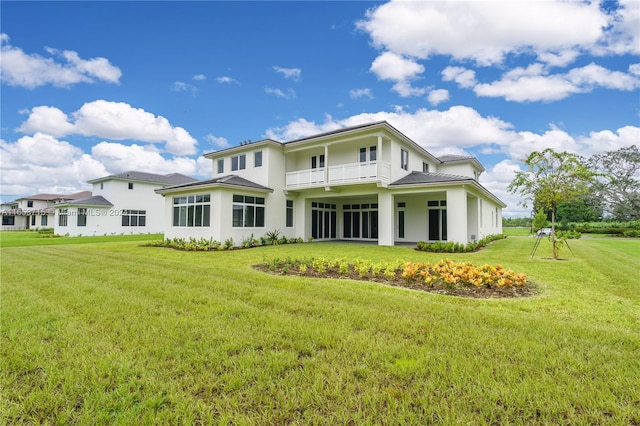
[0,231,163,248]
[1,236,639,424]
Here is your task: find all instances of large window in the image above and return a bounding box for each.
[2,216,15,226]
[232,195,265,228]
[231,154,246,171]
[58,209,68,226]
[311,202,336,239]
[217,159,224,174]
[172,194,211,227]
[343,203,378,239]
[254,151,262,167]
[122,210,146,227]
[401,149,409,170]
[286,200,294,227]
[77,208,87,227]
[41,215,48,226]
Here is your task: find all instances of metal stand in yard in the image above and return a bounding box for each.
[530,235,575,259]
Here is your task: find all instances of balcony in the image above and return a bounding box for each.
[285,161,390,189]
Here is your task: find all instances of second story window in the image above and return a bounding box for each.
[128,182,134,190]
[311,154,325,169]
[423,162,429,173]
[217,159,224,174]
[27,201,33,208]
[401,149,409,171]
[359,147,377,163]
[232,154,246,171]
[254,151,262,167]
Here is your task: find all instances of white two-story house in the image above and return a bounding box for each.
[156,121,505,246]
[53,171,196,236]
[1,192,91,231]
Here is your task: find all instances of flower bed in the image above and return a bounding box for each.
[256,257,535,298]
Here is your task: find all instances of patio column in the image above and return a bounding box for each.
[324,145,329,185]
[446,187,468,244]
[378,190,394,246]
[377,135,382,179]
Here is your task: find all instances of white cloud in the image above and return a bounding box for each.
[474,63,639,102]
[441,66,477,88]
[358,1,610,66]
[349,88,374,99]
[273,66,301,80]
[91,142,199,176]
[193,74,206,81]
[171,81,197,94]
[265,87,296,99]
[16,106,74,137]
[0,130,215,199]
[369,51,428,97]
[205,134,230,149]
[427,89,449,106]
[0,33,121,89]
[0,133,107,197]
[216,76,239,84]
[17,100,198,156]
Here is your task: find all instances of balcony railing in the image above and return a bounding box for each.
[285,161,390,189]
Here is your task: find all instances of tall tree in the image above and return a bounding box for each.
[508,148,596,259]
[589,145,640,221]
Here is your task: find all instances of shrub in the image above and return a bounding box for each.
[416,234,505,253]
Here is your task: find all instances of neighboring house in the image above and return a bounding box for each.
[1,191,91,231]
[156,121,505,246]
[53,171,197,236]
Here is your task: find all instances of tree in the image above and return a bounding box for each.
[589,145,640,221]
[508,148,596,259]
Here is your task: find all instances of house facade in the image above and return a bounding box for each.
[1,192,91,231]
[157,121,505,246]
[53,171,196,236]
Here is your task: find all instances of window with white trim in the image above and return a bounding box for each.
[122,210,147,227]
[231,154,246,171]
[254,151,262,167]
[232,195,265,228]
[172,194,211,227]
[77,208,87,227]
[286,200,294,227]
[58,209,68,227]
[401,149,409,170]
[311,154,325,169]
[217,159,224,174]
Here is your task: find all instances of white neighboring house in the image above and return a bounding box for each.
[156,121,505,246]
[54,171,197,236]
[1,192,91,231]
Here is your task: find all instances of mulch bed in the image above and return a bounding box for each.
[254,265,537,299]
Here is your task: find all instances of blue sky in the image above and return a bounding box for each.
[1,1,638,216]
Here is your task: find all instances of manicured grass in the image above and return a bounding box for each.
[503,227,533,237]
[1,237,639,424]
[0,231,163,248]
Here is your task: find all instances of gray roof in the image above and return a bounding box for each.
[438,155,476,162]
[15,193,67,201]
[156,175,273,193]
[390,171,473,186]
[89,171,197,185]
[63,195,114,207]
[286,121,388,144]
